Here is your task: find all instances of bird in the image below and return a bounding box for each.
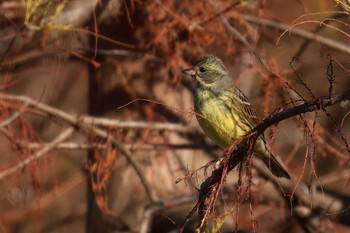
[182,54,290,179]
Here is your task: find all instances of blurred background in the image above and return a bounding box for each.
[0,0,349,232]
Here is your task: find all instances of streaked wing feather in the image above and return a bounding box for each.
[235,88,258,122]
[223,86,258,129]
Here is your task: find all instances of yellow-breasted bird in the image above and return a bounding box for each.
[183,54,290,179]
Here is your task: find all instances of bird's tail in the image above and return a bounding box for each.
[257,153,290,179]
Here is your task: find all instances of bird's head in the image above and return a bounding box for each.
[182,54,231,89]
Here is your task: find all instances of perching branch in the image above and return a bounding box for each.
[1,88,349,231]
[254,88,350,137]
[193,88,350,231]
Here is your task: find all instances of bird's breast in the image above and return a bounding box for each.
[194,88,239,149]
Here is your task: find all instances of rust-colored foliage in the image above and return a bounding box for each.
[0,0,350,233]
[88,143,118,216]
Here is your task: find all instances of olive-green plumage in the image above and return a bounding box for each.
[183,54,290,179]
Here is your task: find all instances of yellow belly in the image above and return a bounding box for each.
[194,88,267,154]
[194,89,243,149]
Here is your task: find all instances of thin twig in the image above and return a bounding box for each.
[0,101,29,127]
[0,127,74,180]
[85,125,157,202]
[192,88,350,229]
[0,92,158,202]
[244,14,350,55]
[15,142,218,151]
[0,93,197,133]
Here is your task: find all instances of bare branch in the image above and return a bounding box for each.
[0,93,158,203]
[244,14,350,55]
[16,142,218,151]
[0,127,74,180]
[0,92,197,133]
[254,88,350,134]
[194,88,350,229]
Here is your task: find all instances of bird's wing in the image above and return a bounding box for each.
[224,86,272,153]
[223,86,291,179]
[236,87,259,122]
[224,86,259,129]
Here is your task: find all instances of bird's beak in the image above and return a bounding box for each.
[182,67,196,76]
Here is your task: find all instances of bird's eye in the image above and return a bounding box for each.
[199,67,206,73]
